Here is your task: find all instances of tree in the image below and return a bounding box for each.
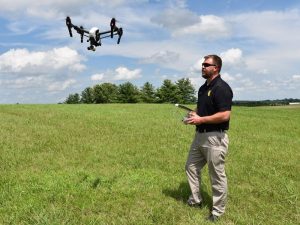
[156,79,180,103]
[93,83,119,103]
[63,78,197,104]
[81,87,94,104]
[118,82,140,103]
[140,82,156,103]
[93,84,105,103]
[64,93,80,104]
[176,78,196,104]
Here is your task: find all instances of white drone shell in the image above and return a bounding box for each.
[89,27,99,39]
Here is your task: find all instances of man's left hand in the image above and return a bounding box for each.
[186,114,203,125]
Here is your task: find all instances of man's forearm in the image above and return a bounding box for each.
[187,111,231,125]
[199,111,231,124]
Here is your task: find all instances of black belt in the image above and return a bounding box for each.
[197,128,227,133]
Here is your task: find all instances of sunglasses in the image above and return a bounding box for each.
[202,63,217,68]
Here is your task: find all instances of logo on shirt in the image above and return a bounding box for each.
[207,90,212,96]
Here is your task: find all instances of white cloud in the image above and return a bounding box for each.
[91,73,104,81]
[0,75,76,92]
[49,47,86,71]
[229,9,300,44]
[220,48,243,66]
[2,76,45,89]
[152,8,230,39]
[171,0,187,8]
[114,67,142,80]
[0,0,150,19]
[221,72,235,82]
[190,58,204,74]
[7,21,36,35]
[173,15,231,38]
[48,79,77,92]
[292,75,300,81]
[257,69,269,75]
[0,47,85,74]
[151,8,199,30]
[228,9,300,74]
[90,40,199,72]
[140,50,180,65]
[189,77,203,90]
[0,47,85,95]
[235,78,256,91]
[90,67,143,82]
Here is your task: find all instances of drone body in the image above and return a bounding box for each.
[65,17,123,51]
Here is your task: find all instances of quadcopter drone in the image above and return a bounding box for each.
[65,16,123,51]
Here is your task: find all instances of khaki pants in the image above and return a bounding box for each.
[185,131,229,216]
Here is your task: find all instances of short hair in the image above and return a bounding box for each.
[204,54,222,72]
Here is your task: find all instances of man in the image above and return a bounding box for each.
[185,54,233,222]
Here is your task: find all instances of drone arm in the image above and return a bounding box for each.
[111,26,119,38]
[98,28,122,44]
[74,26,83,43]
[73,26,89,34]
[99,30,117,39]
[117,28,123,44]
[73,26,89,43]
[68,27,73,37]
[99,30,112,36]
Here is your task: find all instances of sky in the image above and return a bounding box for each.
[0,0,300,104]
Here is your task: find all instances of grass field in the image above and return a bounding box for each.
[0,104,299,225]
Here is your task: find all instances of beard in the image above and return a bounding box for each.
[202,70,214,79]
[202,71,211,79]
[202,74,209,79]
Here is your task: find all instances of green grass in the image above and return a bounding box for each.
[0,104,299,225]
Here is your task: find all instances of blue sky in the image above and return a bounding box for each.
[0,0,300,103]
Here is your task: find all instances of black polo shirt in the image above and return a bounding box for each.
[196,75,233,132]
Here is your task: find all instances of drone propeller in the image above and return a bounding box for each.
[110,18,116,38]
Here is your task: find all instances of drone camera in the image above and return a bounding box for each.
[87,45,96,51]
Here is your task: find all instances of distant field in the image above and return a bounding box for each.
[0,104,299,225]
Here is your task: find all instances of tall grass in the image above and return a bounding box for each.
[0,104,299,225]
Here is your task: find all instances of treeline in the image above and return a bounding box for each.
[64,78,196,104]
[233,98,300,106]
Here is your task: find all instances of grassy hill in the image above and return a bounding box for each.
[0,104,299,225]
